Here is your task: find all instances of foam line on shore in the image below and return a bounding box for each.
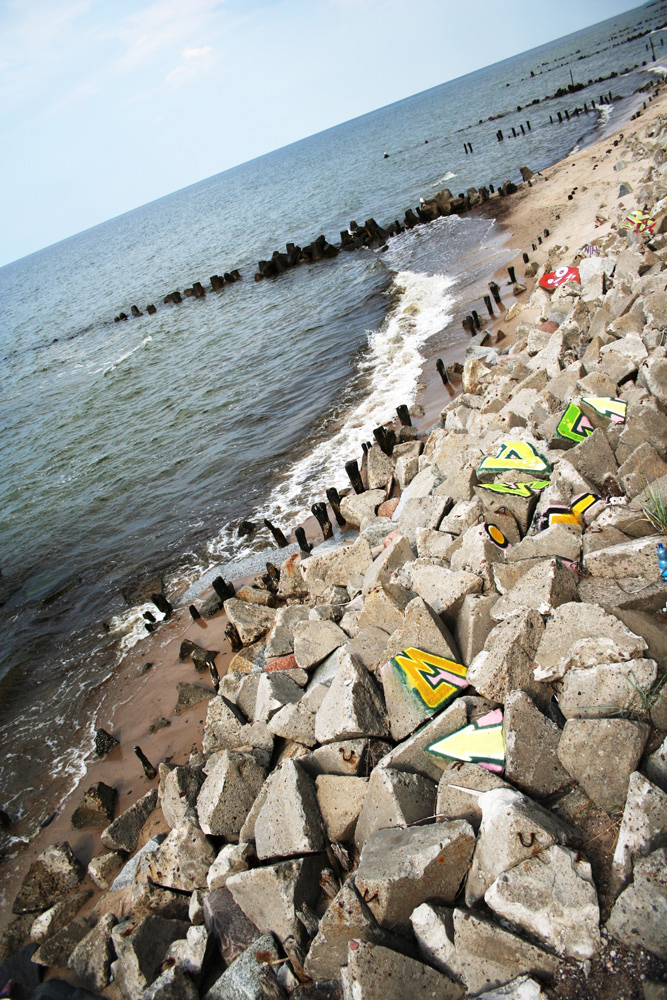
[242,268,455,524]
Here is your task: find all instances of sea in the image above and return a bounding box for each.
[1,2,666,854]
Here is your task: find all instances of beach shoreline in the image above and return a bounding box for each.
[2,74,666,965]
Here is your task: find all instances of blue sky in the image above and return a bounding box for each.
[0,0,645,266]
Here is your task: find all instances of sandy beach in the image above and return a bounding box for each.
[2,73,667,994]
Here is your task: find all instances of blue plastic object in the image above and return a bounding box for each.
[658,542,667,582]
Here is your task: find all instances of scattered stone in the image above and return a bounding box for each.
[293,619,348,669]
[207,842,254,891]
[355,821,475,933]
[606,847,667,958]
[354,767,436,849]
[140,965,199,1000]
[111,915,189,998]
[88,851,126,890]
[340,490,386,528]
[203,886,262,966]
[466,787,572,906]
[304,880,399,982]
[612,772,667,893]
[265,605,310,657]
[583,535,667,578]
[226,855,325,944]
[254,759,324,860]
[197,750,266,840]
[341,939,464,1000]
[490,558,578,621]
[165,923,209,977]
[95,728,119,757]
[31,916,91,967]
[557,718,649,814]
[68,912,117,992]
[160,765,204,829]
[302,737,392,778]
[71,781,116,829]
[174,681,215,714]
[148,818,216,890]
[468,610,549,709]
[382,596,461,666]
[396,560,482,621]
[101,789,158,854]
[485,845,600,959]
[533,601,647,682]
[316,774,368,841]
[315,653,389,743]
[12,842,85,914]
[412,904,558,997]
[110,834,165,891]
[0,914,34,962]
[379,697,478,783]
[29,889,92,944]
[202,932,280,1000]
[645,736,667,793]
[224,598,276,645]
[202,696,244,755]
[436,762,508,830]
[504,691,571,797]
[558,657,658,719]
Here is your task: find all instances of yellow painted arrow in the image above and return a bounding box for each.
[427,709,505,770]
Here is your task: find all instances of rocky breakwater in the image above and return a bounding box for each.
[6,131,667,1000]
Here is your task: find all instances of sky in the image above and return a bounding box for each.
[0,0,647,266]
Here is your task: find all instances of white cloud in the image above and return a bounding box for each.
[183,45,212,58]
[105,0,222,70]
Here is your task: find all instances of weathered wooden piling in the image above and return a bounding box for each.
[484,295,494,317]
[295,527,312,554]
[238,520,255,538]
[373,426,395,456]
[326,487,346,527]
[263,520,289,547]
[523,252,530,263]
[134,746,157,780]
[151,593,173,619]
[131,305,143,317]
[508,266,516,283]
[436,359,449,385]
[189,605,201,621]
[147,304,156,315]
[209,661,220,692]
[345,459,365,494]
[396,404,412,427]
[471,310,481,330]
[312,502,333,540]
[489,282,501,305]
[212,576,235,602]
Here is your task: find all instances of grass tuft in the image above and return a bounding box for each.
[639,478,667,534]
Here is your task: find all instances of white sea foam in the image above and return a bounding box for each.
[434,171,456,185]
[647,65,667,76]
[596,102,613,127]
[109,602,167,656]
[258,268,454,524]
[95,335,152,375]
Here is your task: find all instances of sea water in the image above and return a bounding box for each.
[0,3,664,847]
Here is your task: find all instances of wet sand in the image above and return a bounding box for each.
[2,79,666,945]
